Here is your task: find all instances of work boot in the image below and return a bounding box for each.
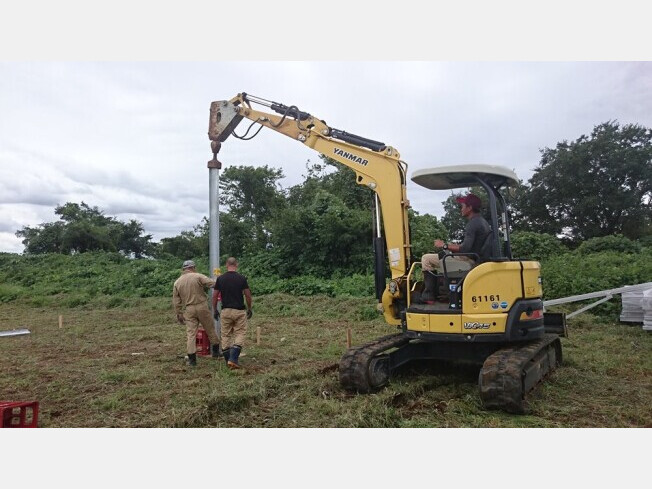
[186,353,197,367]
[222,348,231,367]
[228,345,242,370]
[421,271,437,303]
[211,343,221,358]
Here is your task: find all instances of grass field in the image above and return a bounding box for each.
[1,293,650,428]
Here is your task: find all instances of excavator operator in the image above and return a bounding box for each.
[420,193,491,302]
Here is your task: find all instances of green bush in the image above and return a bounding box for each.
[639,234,652,248]
[283,276,335,297]
[62,294,91,308]
[511,231,567,262]
[541,248,652,317]
[0,252,183,304]
[332,274,374,297]
[543,249,652,299]
[248,274,373,298]
[0,252,377,305]
[2,245,647,316]
[237,250,284,278]
[0,284,25,303]
[576,234,641,255]
[248,275,284,295]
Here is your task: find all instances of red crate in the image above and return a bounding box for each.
[196,328,211,356]
[0,401,39,428]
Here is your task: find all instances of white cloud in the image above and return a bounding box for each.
[0,61,650,253]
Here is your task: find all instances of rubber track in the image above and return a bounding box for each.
[478,334,562,413]
[339,333,409,393]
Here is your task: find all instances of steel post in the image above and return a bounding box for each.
[208,156,222,338]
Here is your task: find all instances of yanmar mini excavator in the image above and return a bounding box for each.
[207,93,566,413]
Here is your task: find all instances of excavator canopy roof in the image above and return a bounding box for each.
[411,164,519,190]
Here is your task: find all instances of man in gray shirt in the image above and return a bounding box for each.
[421,193,491,301]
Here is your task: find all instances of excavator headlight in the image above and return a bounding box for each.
[388,280,398,295]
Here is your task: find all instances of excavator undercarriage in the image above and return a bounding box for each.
[339,331,563,413]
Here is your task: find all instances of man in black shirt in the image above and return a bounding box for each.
[212,257,252,369]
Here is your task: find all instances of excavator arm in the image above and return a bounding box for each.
[208,93,412,323]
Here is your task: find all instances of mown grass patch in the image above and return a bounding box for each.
[0,294,650,427]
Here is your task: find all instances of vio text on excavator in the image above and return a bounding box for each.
[207,93,567,413]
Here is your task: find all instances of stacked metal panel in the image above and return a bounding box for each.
[620,287,650,324]
[642,288,652,332]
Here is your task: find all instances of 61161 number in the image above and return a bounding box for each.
[471,295,500,302]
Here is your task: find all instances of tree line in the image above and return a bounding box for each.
[16,121,652,276]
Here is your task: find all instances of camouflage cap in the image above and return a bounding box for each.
[182,260,196,269]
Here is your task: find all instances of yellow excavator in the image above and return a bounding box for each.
[207,93,566,413]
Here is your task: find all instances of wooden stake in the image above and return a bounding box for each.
[256,326,261,345]
[58,315,63,329]
[346,328,352,348]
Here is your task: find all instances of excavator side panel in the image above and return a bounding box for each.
[406,313,462,334]
[462,262,527,315]
[459,313,507,334]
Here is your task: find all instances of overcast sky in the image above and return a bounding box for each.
[0,61,650,253]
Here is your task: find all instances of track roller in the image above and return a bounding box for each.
[478,334,562,413]
[339,334,409,393]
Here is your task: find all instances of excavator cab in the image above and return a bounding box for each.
[403,164,546,339]
[412,164,518,259]
[409,164,517,310]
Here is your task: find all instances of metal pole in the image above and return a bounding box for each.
[543,282,652,307]
[209,166,220,277]
[208,142,222,339]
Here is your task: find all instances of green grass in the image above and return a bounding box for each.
[0,294,650,427]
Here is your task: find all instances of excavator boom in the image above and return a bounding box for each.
[208,93,412,323]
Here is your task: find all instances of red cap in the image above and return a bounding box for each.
[456,193,482,209]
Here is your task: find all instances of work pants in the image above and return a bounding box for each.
[421,253,474,274]
[184,303,220,354]
[220,308,248,349]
